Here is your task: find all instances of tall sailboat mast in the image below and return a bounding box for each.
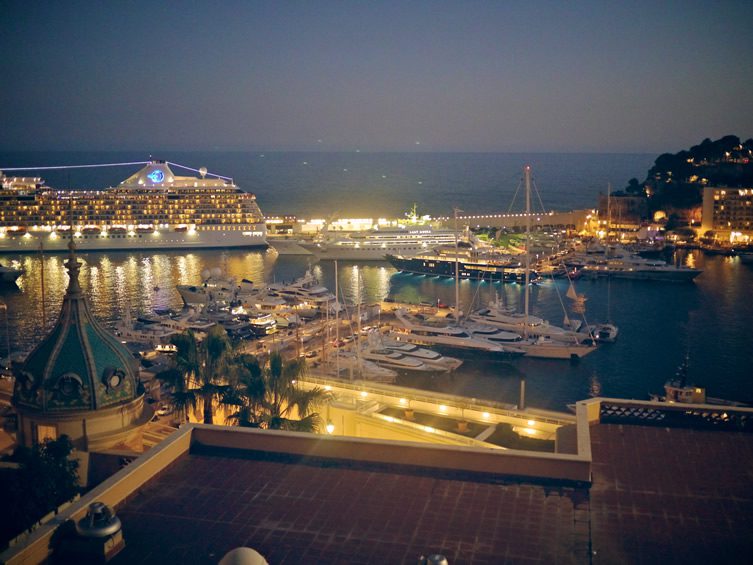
[523,166,532,338]
[335,260,340,376]
[606,182,612,240]
[454,207,460,321]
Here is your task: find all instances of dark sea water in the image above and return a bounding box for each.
[0,150,653,216]
[2,151,751,411]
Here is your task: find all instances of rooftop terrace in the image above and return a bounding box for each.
[2,397,752,564]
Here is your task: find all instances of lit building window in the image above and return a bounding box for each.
[36,424,57,442]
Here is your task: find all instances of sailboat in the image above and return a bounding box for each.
[584,284,619,342]
[582,183,619,343]
[505,166,597,360]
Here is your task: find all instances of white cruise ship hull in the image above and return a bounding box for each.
[0,225,267,253]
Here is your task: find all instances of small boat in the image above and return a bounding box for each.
[6,226,27,237]
[650,358,751,407]
[244,312,278,337]
[587,322,619,343]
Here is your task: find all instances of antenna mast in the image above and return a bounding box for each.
[453,207,462,322]
[523,166,532,336]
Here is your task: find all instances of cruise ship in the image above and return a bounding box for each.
[0,161,267,253]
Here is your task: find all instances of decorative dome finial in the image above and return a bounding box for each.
[65,233,82,295]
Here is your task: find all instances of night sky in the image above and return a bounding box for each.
[2,0,751,153]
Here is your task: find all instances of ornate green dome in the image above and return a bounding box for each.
[13,241,140,412]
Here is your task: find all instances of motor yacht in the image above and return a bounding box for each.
[359,347,435,373]
[300,226,458,261]
[391,309,523,355]
[176,270,245,306]
[317,353,398,383]
[380,336,463,371]
[469,300,591,344]
[268,271,340,313]
[565,246,702,282]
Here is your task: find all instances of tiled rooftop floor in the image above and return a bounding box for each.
[109,422,753,564]
[589,423,753,564]
[113,451,590,564]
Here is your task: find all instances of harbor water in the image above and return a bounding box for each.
[2,248,752,412]
[1,150,751,411]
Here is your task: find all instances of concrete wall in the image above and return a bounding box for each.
[191,424,591,483]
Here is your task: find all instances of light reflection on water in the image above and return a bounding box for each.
[1,249,752,411]
[3,250,396,350]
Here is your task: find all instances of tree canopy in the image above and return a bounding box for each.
[159,328,329,432]
[226,352,329,432]
[0,435,80,546]
[165,325,233,424]
[643,135,753,211]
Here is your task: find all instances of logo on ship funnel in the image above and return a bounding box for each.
[147,169,165,183]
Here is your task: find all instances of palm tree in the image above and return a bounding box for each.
[154,366,197,424]
[168,325,233,425]
[227,352,329,432]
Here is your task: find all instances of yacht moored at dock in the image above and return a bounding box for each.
[300,226,457,261]
[386,246,533,283]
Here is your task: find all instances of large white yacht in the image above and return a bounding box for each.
[469,299,591,344]
[566,246,702,282]
[380,336,463,371]
[300,226,457,261]
[391,309,524,355]
[359,347,435,373]
[268,271,340,313]
[0,161,267,253]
